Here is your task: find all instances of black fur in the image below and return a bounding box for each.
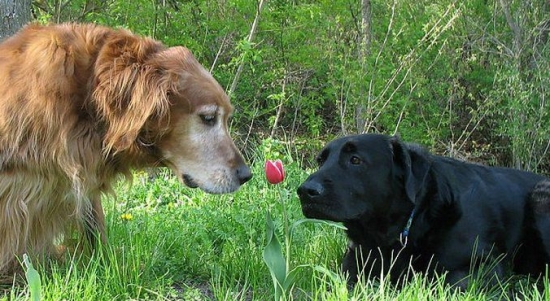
[297,134,550,288]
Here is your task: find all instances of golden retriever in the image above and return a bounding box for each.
[0,23,252,276]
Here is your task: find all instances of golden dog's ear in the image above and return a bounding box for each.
[92,32,170,154]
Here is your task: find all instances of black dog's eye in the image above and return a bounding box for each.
[350,155,362,165]
[200,114,216,126]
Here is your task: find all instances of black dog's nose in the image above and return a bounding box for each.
[236,164,253,185]
[297,181,325,199]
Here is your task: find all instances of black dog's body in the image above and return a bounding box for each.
[297,134,550,288]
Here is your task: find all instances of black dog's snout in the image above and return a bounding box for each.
[297,180,325,199]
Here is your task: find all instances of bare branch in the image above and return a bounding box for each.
[228,0,267,97]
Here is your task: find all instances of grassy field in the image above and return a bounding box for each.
[1,162,549,300]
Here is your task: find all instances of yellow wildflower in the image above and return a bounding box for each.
[120,213,133,221]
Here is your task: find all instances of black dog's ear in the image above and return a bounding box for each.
[390,136,431,203]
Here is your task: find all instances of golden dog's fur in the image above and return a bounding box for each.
[0,23,251,276]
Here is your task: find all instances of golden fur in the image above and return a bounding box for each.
[0,23,251,276]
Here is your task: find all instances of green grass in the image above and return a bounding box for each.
[1,162,549,300]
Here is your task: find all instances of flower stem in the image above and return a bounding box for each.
[280,187,291,274]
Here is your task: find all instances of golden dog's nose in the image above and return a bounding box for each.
[236,164,252,185]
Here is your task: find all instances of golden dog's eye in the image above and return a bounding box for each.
[350,156,361,165]
[200,114,216,126]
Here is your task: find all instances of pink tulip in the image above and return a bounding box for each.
[265,159,285,184]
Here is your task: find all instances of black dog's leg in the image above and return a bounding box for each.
[446,269,470,290]
[447,255,507,291]
[342,244,392,286]
[342,245,361,286]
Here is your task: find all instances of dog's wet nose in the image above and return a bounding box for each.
[236,164,252,185]
[297,181,324,199]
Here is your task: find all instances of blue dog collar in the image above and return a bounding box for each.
[402,208,416,238]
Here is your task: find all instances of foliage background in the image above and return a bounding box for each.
[30,0,549,172]
[0,1,548,299]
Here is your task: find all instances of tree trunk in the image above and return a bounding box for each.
[497,0,549,170]
[355,0,372,133]
[360,0,372,58]
[0,0,32,41]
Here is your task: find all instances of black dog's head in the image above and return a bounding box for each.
[297,134,430,222]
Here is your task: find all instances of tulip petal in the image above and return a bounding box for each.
[275,159,285,179]
[265,160,285,184]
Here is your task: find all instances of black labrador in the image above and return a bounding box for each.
[297,133,550,288]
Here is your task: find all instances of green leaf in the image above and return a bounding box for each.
[23,254,41,301]
[262,211,287,300]
[283,267,302,291]
[313,265,341,282]
[290,218,347,237]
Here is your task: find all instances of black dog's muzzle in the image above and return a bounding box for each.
[297,180,325,200]
[297,178,334,219]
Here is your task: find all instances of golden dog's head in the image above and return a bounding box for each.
[93,31,251,193]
